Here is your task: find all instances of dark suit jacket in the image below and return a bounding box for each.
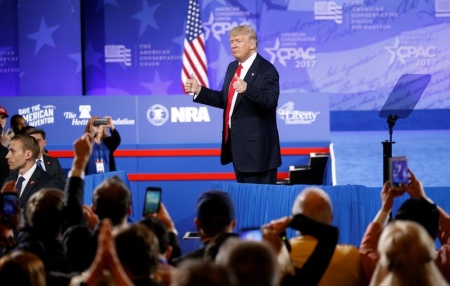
[0,144,9,185]
[194,53,282,173]
[4,166,64,208]
[42,154,66,185]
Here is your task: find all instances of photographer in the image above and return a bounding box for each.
[84,116,121,175]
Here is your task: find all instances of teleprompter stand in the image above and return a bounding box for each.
[379,74,431,184]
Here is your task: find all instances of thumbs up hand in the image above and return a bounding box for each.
[184,73,201,95]
[232,73,247,94]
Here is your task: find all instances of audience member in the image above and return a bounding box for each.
[84,116,121,175]
[3,134,63,208]
[0,182,21,257]
[140,214,180,285]
[69,219,133,286]
[288,187,363,286]
[0,106,13,148]
[0,250,46,286]
[27,127,66,185]
[0,141,8,185]
[216,238,280,286]
[9,114,27,135]
[172,259,237,286]
[172,190,238,265]
[150,202,182,263]
[114,223,161,286]
[62,132,132,272]
[263,213,338,285]
[370,220,449,286]
[360,169,450,284]
[15,188,73,278]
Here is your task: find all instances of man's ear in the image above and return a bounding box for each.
[194,217,200,229]
[24,149,33,160]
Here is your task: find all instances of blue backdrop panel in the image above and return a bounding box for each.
[2,1,449,112]
[17,0,82,96]
[0,94,329,147]
[0,96,137,144]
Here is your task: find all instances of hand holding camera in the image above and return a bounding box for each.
[93,116,115,130]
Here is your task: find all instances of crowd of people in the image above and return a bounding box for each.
[1,118,450,285]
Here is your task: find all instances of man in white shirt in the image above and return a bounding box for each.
[3,134,63,208]
[27,127,66,185]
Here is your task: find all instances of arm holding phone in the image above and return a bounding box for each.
[142,188,182,263]
[0,181,20,255]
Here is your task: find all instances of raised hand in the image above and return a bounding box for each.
[184,73,201,94]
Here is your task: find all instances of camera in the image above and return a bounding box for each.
[143,187,162,215]
[389,156,408,187]
[93,118,108,126]
[239,228,263,241]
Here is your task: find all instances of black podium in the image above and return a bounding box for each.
[379,74,431,184]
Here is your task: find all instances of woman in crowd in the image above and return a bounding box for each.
[370,220,449,286]
[84,116,121,175]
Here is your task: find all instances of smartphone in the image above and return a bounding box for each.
[239,228,263,241]
[143,187,162,215]
[182,231,200,240]
[1,192,19,222]
[389,156,408,187]
[93,118,108,126]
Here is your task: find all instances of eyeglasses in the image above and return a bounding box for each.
[0,116,6,119]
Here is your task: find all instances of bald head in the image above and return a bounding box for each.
[292,187,333,224]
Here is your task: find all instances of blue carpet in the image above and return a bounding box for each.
[331,130,450,187]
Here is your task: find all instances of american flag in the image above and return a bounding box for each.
[181,0,209,92]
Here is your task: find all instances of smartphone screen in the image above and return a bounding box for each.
[2,193,18,217]
[239,228,263,241]
[390,156,408,186]
[143,187,162,215]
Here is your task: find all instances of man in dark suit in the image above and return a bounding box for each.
[4,134,63,208]
[27,127,66,185]
[184,25,281,184]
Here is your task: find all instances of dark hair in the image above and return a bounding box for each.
[26,128,46,140]
[92,176,131,225]
[139,217,170,254]
[394,197,440,239]
[196,190,235,236]
[26,189,65,240]
[114,223,159,278]
[174,259,237,286]
[11,134,40,160]
[10,115,26,134]
[0,251,46,286]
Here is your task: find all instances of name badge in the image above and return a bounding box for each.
[96,159,105,173]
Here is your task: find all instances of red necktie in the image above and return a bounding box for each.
[224,64,242,143]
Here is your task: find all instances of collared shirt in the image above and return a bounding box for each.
[18,163,37,197]
[228,52,257,129]
[36,155,46,171]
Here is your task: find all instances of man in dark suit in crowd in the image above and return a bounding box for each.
[27,127,66,185]
[172,190,237,266]
[3,134,63,208]
[0,106,9,184]
[184,25,281,184]
[9,114,27,135]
